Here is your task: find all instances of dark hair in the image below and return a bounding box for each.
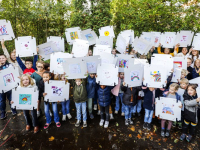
[44,63,50,71]
[0,54,7,58]
[188,84,198,91]
[25,58,33,64]
[43,71,51,77]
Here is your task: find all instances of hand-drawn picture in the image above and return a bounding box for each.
[19,94,32,105]
[165,36,174,44]
[70,31,79,40]
[162,103,174,115]
[3,73,15,86]
[51,86,63,96]
[0,25,8,36]
[180,35,188,43]
[20,41,30,51]
[43,46,53,55]
[136,41,146,51]
[144,37,151,42]
[154,36,159,44]
[54,41,60,50]
[85,33,94,41]
[69,64,81,74]
[101,59,110,64]
[104,31,110,36]
[119,59,129,68]
[174,61,182,68]
[102,69,112,79]
[150,71,161,82]
[100,41,109,45]
[130,71,140,81]
[87,62,96,72]
[57,58,66,68]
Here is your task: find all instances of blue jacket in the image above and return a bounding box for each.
[86,76,96,98]
[192,68,199,79]
[16,55,38,71]
[162,89,181,102]
[97,85,113,107]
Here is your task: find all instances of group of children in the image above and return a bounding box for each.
[0,39,200,143]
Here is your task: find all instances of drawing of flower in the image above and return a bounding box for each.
[104,31,110,36]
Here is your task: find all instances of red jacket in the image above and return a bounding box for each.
[23,68,35,75]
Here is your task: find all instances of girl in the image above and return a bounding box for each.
[180,84,200,142]
[174,43,189,58]
[180,69,188,80]
[157,43,178,57]
[112,49,118,57]
[31,61,45,117]
[160,83,182,137]
[1,39,24,75]
[187,48,199,67]
[11,74,39,133]
[111,72,125,116]
[88,49,93,56]
[192,59,200,79]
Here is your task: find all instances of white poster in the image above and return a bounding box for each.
[65,27,81,45]
[171,68,181,83]
[120,30,134,44]
[140,32,155,43]
[99,52,116,65]
[81,29,97,46]
[96,36,113,48]
[160,32,177,48]
[116,34,127,54]
[151,32,161,47]
[116,54,134,72]
[47,36,65,52]
[0,19,15,41]
[192,33,200,50]
[82,56,101,73]
[15,36,37,57]
[173,57,187,70]
[72,39,89,57]
[189,77,200,84]
[99,26,115,38]
[93,45,111,56]
[175,31,194,47]
[132,38,152,55]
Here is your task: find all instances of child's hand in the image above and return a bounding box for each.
[164,91,169,95]
[165,80,167,84]
[142,86,147,89]
[175,43,180,49]
[155,102,157,104]
[158,43,161,47]
[159,88,165,91]
[43,93,47,96]
[123,82,126,86]
[196,98,200,102]
[143,77,145,81]
[179,104,182,108]
[171,68,174,72]
[11,101,14,104]
[189,48,193,53]
[37,47,39,53]
[95,75,98,78]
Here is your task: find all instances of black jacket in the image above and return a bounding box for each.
[187,66,193,80]
[38,79,44,100]
[121,86,142,106]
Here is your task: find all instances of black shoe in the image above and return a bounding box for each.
[146,123,151,130]
[137,113,141,117]
[143,122,147,129]
[0,112,6,120]
[161,129,165,137]
[11,109,17,116]
[132,113,136,117]
[172,122,176,127]
[165,130,170,137]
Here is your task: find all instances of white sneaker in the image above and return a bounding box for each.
[110,114,114,120]
[104,121,109,128]
[94,104,97,110]
[99,119,104,126]
[49,110,52,117]
[67,113,72,119]
[114,111,118,114]
[62,115,66,121]
[37,111,40,118]
[97,110,101,115]
[121,112,125,116]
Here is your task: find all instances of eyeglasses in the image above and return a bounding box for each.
[37,66,44,68]
[25,63,32,65]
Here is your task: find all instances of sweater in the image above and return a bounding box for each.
[31,72,42,87]
[192,68,200,79]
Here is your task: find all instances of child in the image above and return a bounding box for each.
[187,58,193,80]
[39,71,61,129]
[187,48,199,67]
[86,73,96,119]
[121,82,142,125]
[70,79,87,127]
[88,49,93,56]
[0,54,17,119]
[192,59,200,79]
[97,85,113,128]
[132,90,144,117]
[111,49,118,57]
[181,69,188,79]
[160,83,182,137]
[174,43,189,58]
[11,74,39,133]
[54,74,72,121]
[111,72,125,116]
[157,43,178,57]
[180,84,200,142]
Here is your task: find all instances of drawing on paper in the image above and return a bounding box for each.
[162,103,174,115]
[150,71,161,82]
[87,62,96,72]
[43,46,53,55]
[3,73,15,86]
[174,61,182,68]
[165,36,174,44]
[180,35,188,43]
[51,86,63,96]
[154,37,159,44]
[100,41,109,45]
[130,71,140,81]
[57,58,66,68]
[53,41,60,50]
[119,59,129,68]
[19,94,32,105]
[144,37,151,42]
[101,59,110,64]
[102,70,112,79]
[136,41,146,51]
[70,31,79,40]
[20,41,30,51]
[0,25,8,36]
[104,31,110,36]
[69,64,81,74]
[85,33,94,41]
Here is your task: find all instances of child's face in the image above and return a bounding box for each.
[129,52,134,55]
[164,48,170,54]
[10,52,16,61]
[88,50,93,56]
[195,60,200,68]
[182,47,188,55]
[112,50,116,55]
[180,83,188,89]
[181,73,186,79]
[43,73,51,82]
[22,76,30,87]
[89,74,95,78]
[187,59,192,67]
[149,87,155,91]
[37,63,44,72]
[100,85,106,89]
[119,72,124,79]
[0,55,7,65]
[192,50,198,56]
[169,87,177,94]
[25,61,33,69]
[61,75,66,81]
[76,79,82,86]
[188,87,196,96]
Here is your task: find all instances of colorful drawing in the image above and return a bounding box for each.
[162,103,174,115]
[104,31,110,36]
[19,94,32,105]
[0,25,8,36]
[43,46,53,55]
[20,41,30,51]
[85,33,94,41]
[51,86,63,96]
[154,37,159,44]
[69,64,81,74]
[180,35,188,43]
[87,62,96,72]
[150,71,161,82]
[3,73,15,86]
[100,41,109,45]
[165,36,174,44]
[70,31,79,40]
[174,61,182,68]
[144,37,151,42]
[57,58,66,68]
[130,71,140,81]
[119,59,129,68]
[103,70,112,79]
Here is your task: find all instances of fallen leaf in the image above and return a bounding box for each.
[137,134,141,139]
[174,139,179,143]
[3,135,9,141]
[138,129,142,134]
[49,136,55,141]
[99,145,102,148]
[22,143,25,147]
[116,123,119,127]
[129,126,135,132]
[129,134,132,138]
[113,134,116,137]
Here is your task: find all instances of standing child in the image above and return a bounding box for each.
[132,90,144,117]
[11,74,39,133]
[111,72,125,116]
[160,83,182,137]
[180,84,200,142]
[39,71,61,129]
[192,59,200,79]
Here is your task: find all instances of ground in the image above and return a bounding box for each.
[0,100,200,150]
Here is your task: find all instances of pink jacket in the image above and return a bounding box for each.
[111,78,121,96]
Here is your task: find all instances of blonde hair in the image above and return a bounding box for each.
[169,83,179,91]
[179,78,189,85]
[181,69,188,76]
[194,59,200,70]
[20,74,35,87]
[36,60,45,66]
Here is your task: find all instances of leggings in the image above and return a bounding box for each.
[100,105,109,121]
[182,119,197,135]
[161,119,172,130]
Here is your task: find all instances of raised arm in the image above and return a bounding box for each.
[33,55,38,70]
[16,56,26,71]
[1,39,11,61]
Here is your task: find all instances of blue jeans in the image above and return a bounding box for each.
[115,93,125,113]
[62,100,70,115]
[132,100,142,114]
[23,109,38,127]
[124,105,133,120]
[75,102,87,121]
[144,109,154,123]
[0,90,14,113]
[44,102,60,124]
